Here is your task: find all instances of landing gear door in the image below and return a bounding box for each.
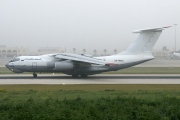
[32,62,37,70]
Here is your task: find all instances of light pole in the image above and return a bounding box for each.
[174,24,177,51]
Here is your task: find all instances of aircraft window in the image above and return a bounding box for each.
[118,60,124,62]
[24,58,41,60]
[10,57,20,62]
[97,59,102,61]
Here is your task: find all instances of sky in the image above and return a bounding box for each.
[0,0,180,54]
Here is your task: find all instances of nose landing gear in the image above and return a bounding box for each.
[33,73,37,78]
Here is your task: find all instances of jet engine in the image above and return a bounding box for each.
[54,62,74,71]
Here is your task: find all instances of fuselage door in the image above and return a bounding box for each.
[32,62,37,70]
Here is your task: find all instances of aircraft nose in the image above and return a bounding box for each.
[5,63,9,68]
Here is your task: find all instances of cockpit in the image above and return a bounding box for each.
[10,57,21,62]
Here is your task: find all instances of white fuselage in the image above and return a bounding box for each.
[173,53,180,58]
[6,53,154,75]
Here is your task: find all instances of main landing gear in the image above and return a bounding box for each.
[72,74,88,78]
[81,74,87,78]
[33,72,37,78]
[72,74,79,78]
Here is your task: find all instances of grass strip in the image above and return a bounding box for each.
[1,84,180,91]
[0,85,180,120]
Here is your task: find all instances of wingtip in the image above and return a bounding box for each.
[163,26,172,28]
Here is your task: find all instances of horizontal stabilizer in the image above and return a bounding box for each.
[133,26,171,33]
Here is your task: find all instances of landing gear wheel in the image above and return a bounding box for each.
[72,74,79,78]
[33,73,37,78]
[81,74,88,78]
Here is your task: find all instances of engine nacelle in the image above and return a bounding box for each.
[54,62,74,71]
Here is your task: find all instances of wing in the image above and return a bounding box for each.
[55,53,105,65]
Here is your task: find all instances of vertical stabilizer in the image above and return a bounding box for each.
[120,26,171,55]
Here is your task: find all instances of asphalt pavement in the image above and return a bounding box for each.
[0,74,180,84]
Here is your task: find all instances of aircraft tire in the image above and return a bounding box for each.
[33,73,37,78]
[72,74,79,78]
[81,74,88,78]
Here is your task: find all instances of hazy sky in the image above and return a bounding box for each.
[0,0,180,54]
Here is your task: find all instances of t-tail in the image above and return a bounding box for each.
[120,26,171,55]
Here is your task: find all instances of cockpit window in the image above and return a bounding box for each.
[10,57,20,62]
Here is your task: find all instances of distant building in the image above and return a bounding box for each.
[152,50,171,58]
[37,47,64,55]
[152,46,171,58]
[0,45,28,58]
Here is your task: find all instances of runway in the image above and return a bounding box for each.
[0,74,180,84]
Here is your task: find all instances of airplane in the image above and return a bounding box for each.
[5,26,171,78]
[173,52,180,58]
